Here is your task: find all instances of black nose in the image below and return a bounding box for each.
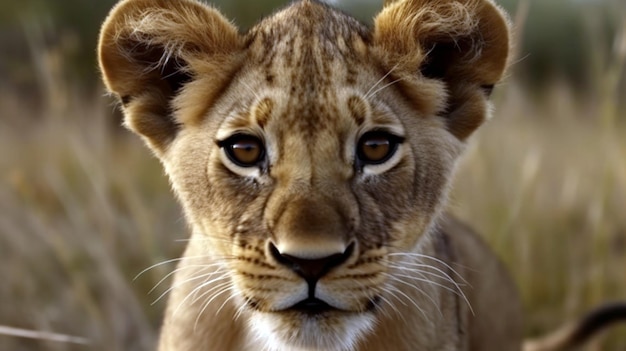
[269,242,354,284]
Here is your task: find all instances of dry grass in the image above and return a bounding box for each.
[1,53,184,349]
[1,18,625,351]
[452,82,626,348]
[1,90,184,351]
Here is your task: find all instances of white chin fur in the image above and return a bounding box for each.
[247,311,375,351]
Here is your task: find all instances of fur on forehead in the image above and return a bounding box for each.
[245,0,370,41]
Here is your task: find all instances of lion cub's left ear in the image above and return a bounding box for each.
[373,0,510,140]
[98,0,243,155]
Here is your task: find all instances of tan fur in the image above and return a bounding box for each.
[97,1,621,350]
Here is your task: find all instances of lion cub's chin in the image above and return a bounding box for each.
[248,310,376,351]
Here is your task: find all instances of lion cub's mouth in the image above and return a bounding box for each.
[277,296,380,317]
[247,295,380,317]
[289,297,335,315]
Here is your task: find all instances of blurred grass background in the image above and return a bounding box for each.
[0,0,625,350]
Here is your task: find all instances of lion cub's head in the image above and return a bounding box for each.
[99,0,509,349]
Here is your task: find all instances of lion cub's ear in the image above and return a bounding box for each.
[98,0,243,154]
[373,0,510,140]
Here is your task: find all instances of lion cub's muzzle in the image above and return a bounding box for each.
[268,241,355,314]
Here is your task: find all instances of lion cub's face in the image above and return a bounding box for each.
[99,0,509,349]
[165,8,452,348]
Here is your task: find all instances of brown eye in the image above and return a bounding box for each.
[357,131,403,165]
[220,134,265,167]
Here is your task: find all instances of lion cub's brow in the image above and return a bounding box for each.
[230,2,376,137]
[246,2,371,90]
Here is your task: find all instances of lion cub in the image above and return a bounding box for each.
[98,0,625,350]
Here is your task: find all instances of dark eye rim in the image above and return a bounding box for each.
[217,133,266,168]
[356,130,405,166]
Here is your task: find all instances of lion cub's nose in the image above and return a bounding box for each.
[269,242,354,283]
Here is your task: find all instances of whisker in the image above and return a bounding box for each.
[148,263,226,295]
[391,266,462,309]
[233,297,250,321]
[381,286,408,308]
[344,279,401,322]
[364,63,399,98]
[382,273,443,317]
[388,271,474,315]
[173,274,230,316]
[385,284,429,322]
[133,254,217,281]
[386,252,475,314]
[190,280,232,305]
[388,262,468,288]
[386,252,469,285]
[387,271,459,297]
[365,77,405,99]
[152,269,229,306]
[215,290,242,317]
[338,279,397,320]
[362,275,411,321]
[372,293,397,321]
[379,286,411,325]
[194,286,238,331]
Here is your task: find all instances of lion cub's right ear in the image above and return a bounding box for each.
[373,0,510,141]
[98,0,243,155]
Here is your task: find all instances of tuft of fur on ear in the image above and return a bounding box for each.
[98,0,243,154]
[373,0,510,140]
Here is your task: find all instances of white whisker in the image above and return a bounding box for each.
[152,269,229,306]
[379,286,410,325]
[381,286,408,308]
[133,254,216,281]
[194,286,238,331]
[364,63,399,98]
[173,274,230,316]
[233,298,250,321]
[365,77,405,99]
[373,293,398,321]
[346,280,399,322]
[390,271,459,298]
[382,273,443,317]
[385,284,429,322]
[387,252,469,285]
[389,263,465,292]
[190,280,232,305]
[390,261,469,287]
[388,267,474,315]
[215,290,242,317]
[148,263,226,295]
